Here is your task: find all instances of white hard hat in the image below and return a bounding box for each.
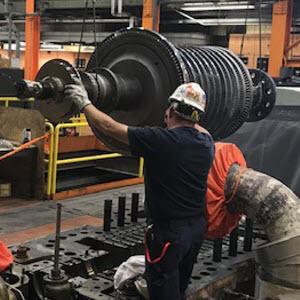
[169,82,206,112]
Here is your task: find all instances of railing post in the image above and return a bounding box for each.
[45,122,54,199]
[49,121,141,198]
[138,157,144,178]
[51,124,61,197]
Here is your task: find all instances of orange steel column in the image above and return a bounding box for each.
[25,0,40,80]
[142,0,160,31]
[269,0,293,77]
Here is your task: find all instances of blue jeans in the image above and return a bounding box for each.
[145,217,206,300]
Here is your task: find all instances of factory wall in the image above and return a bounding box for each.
[0,49,91,69]
[229,33,300,69]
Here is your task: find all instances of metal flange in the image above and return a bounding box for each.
[247,69,276,122]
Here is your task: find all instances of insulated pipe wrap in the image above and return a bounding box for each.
[225,164,300,295]
[225,164,300,242]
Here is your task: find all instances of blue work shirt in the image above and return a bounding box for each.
[128,126,215,222]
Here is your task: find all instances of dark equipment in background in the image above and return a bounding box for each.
[256,57,269,72]
[0,68,23,97]
[277,67,300,86]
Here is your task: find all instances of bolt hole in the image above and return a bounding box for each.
[200,272,210,276]
[207,267,217,271]
[65,251,76,256]
[203,261,212,265]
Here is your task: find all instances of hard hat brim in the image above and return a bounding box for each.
[169,97,205,112]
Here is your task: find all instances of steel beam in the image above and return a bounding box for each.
[142,0,160,31]
[25,0,40,80]
[269,0,294,77]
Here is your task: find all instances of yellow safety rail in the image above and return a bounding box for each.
[45,122,54,198]
[50,122,144,197]
[0,98,144,197]
[0,97,34,108]
[70,113,86,123]
[138,157,144,178]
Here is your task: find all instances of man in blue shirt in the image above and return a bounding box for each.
[65,81,215,300]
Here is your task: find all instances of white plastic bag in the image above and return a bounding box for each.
[114,255,145,290]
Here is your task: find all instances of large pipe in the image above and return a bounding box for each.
[225,164,300,242]
[225,164,300,298]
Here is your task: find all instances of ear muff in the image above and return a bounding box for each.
[171,101,202,122]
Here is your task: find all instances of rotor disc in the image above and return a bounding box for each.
[35,59,80,124]
[87,28,186,151]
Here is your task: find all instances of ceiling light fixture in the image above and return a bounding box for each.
[181,4,255,11]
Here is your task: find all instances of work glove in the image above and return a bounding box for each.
[64,78,91,111]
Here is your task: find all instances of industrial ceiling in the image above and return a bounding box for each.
[0,1,299,46]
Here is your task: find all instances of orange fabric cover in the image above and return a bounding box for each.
[206,142,246,239]
[0,240,13,271]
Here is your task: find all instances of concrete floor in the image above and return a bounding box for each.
[0,184,144,245]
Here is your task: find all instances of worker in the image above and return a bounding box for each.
[64,80,215,300]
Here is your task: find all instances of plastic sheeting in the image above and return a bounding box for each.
[114,255,145,290]
[206,143,246,239]
[225,106,300,198]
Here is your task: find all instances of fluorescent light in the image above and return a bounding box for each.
[176,18,266,26]
[181,4,255,11]
[182,1,249,6]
